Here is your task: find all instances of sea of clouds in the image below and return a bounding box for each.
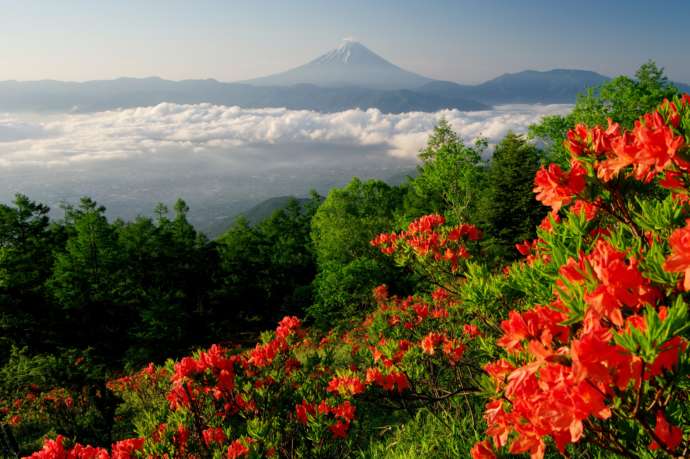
[0,103,571,167]
[0,103,573,233]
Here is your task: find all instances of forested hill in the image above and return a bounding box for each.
[203,196,318,237]
[3,63,690,458]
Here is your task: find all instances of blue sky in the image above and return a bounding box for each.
[2,0,689,83]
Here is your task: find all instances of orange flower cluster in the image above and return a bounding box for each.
[474,96,690,458]
[663,219,690,290]
[371,214,481,271]
[533,163,587,211]
[25,435,144,459]
[567,98,689,182]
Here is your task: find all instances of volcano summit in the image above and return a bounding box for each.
[244,40,434,90]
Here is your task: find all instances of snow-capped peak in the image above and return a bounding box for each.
[314,40,377,65]
[243,40,433,90]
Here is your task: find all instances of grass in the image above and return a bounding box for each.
[358,407,481,458]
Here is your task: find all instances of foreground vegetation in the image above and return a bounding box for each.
[1,63,689,458]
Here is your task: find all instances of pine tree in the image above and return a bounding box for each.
[49,198,128,357]
[0,195,59,353]
[478,132,547,262]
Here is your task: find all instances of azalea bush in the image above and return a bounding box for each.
[17,94,690,458]
[474,94,690,458]
[18,214,490,458]
[0,347,118,455]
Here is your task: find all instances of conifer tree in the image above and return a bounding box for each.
[477,132,546,262]
[0,195,58,353]
[48,198,132,358]
[405,118,486,224]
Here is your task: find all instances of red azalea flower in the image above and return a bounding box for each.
[295,400,315,425]
[329,420,350,439]
[463,324,481,338]
[539,212,561,232]
[111,437,145,459]
[227,438,253,459]
[420,332,445,355]
[202,427,226,447]
[534,163,586,211]
[565,123,590,156]
[659,170,685,190]
[663,220,690,290]
[570,199,599,221]
[650,410,682,451]
[326,375,365,396]
[275,315,301,339]
[470,440,497,459]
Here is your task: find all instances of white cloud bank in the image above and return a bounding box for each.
[0,103,571,167]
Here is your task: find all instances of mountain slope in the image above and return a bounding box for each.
[474,69,611,103]
[243,40,433,90]
[205,196,314,239]
[417,69,611,104]
[240,196,313,225]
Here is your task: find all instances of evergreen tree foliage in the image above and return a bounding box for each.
[404,118,486,224]
[48,198,133,361]
[0,195,61,356]
[215,194,321,332]
[309,178,407,327]
[477,132,547,262]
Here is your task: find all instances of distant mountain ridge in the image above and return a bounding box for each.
[2,41,687,113]
[243,40,433,90]
[0,78,488,114]
[239,196,313,226]
[417,69,611,104]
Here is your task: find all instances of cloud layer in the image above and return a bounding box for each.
[0,103,571,167]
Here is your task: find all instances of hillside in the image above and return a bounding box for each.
[237,196,314,225]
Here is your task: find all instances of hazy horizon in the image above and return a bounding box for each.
[2,0,690,84]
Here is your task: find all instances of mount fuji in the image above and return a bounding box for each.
[244,40,434,90]
[2,40,668,113]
